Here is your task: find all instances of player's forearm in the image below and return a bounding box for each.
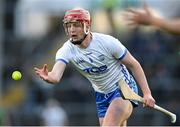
[129,61,152,95]
[46,71,62,84]
[151,17,180,35]
[45,61,66,84]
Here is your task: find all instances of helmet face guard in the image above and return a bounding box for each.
[63,8,91,45]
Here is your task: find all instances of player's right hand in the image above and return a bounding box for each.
[34,64,49,81]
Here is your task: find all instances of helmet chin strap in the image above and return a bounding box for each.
[70,22,89,45]
[70,34,88,45]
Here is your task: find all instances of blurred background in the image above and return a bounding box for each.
[0,0,180,126]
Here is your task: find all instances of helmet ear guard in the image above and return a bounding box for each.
[83,22,90,35]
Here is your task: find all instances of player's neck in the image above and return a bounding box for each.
[78,32,92,49]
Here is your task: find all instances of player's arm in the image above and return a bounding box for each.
[120,51,155,107]
[34,61,66,84]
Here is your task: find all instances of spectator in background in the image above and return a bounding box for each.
[124,2,180,35]
[41,99,68,126]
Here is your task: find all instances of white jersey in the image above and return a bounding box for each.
[56,32,135,93]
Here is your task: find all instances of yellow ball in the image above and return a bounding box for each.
[12,71,22,80]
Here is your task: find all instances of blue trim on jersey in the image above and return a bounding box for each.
[56,58,68,64]
[118,49,127,60]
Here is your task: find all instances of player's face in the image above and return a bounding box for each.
[66,21,84,42]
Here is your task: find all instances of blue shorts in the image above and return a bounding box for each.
[95,82,138,118]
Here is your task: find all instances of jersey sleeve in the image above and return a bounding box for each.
[107,36,127,60]
[55,43,71,64]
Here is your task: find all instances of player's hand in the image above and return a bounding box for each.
[34,64,49,81]
[143,93,155,108]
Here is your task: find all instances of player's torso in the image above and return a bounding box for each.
[71,41,111,75]
[68,33,124,93]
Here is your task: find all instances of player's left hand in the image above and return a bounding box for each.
[143,94,155,108]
